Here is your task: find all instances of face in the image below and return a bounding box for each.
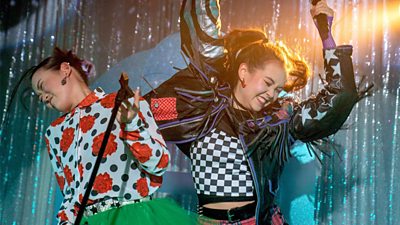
[31,63,74,113]
[235,60,287,112]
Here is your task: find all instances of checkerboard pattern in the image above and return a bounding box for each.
[190,129,254,196]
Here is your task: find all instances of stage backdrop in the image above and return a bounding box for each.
[0,1,399,225]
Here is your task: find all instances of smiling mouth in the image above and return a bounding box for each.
[257,96,269,106]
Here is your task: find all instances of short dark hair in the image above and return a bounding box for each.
[0,47,88,133]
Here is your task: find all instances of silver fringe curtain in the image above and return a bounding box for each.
[0,0,398,224]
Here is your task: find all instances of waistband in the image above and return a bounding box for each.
[84,195,153,217]
[200,201,256,223]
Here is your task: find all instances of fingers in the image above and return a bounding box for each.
[117,87,141,124]
[134,87,141,109]
[122,100,133,112]
[310,6,316,17]
[121,100,138,115]
[120,101,131,114]
[117,101,129,124]
[315,2,334,17]
[310,0,334,17]
[116,108,123,124]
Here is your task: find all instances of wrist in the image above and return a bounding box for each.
[315,16,336,48]
[322,34,336,49]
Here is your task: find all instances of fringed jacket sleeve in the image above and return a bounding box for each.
[289,45,358,142]
[248,45,360,164]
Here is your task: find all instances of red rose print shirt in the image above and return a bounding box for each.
[45,88,169,225]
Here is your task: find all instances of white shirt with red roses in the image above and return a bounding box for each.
[44,88,169,225]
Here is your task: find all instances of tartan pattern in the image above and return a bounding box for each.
[197,216,256,225]
[270,205,288,225]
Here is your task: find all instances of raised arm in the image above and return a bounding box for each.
[119,96,170,175]
[288,1,358,141]
[289,45,357,142]
[180,0,224,62]
[143,0,227,150]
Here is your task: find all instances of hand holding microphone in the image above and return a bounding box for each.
[310,0,336,48]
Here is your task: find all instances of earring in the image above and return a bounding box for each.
[61,75,67,85]
[239,78,246,88]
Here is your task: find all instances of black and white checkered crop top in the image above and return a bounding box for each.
[190,128,254,204]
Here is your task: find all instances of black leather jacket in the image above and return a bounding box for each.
[144,1,359,224]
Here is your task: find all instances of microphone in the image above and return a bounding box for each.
[311,0,329,40]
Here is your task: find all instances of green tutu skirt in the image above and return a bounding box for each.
[81,198,198,225]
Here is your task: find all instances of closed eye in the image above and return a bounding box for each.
[36,79,43,91]
[264,80,272,87]
[38,94,44,103]
[264,77,275,87]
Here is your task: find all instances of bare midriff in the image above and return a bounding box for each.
[203,200,255,210]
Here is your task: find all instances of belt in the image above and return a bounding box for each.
[84,195,153,217]
[201,201,256,222]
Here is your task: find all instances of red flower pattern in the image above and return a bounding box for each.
[70,108,76,117]
[55,173,65,191]
[78,92,99,108]
[148,174,163,187]
[100,93,116,108]
[130,142,152,163]
[58,211,68,221]
[79,194,94,205]
[63,165,73,186]
[136,178,149,197]
[92,132,118,157]
[93,173,113,194]
[73,204,80,216]
[60,128,75,153]
[45,138,50,154]
[138,111,146,123]
[56,156,62,165]
[47,89,168,220]
[120,130,141,141]
[156,153,169,169]
[79,115,96,133]
[78,163,84,178]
